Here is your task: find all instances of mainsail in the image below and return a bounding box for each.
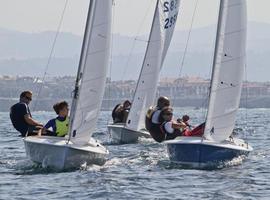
[126,0,181,131]
[204,0,247,142]
[69,0,112,145]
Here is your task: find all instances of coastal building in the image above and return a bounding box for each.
[1,76,270,111]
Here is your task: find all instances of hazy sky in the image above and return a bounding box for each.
[0,0,270,36]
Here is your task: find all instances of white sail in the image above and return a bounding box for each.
[126,0,180,131]
[204,0,247,142]
[69,0,112,145]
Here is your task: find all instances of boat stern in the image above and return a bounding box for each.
[165,137,252,168]
[107,123,139,144]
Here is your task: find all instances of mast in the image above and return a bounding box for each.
[204,0,247,142]
[125,0,159,126]
[68,0,97,142]
[68,0,112,145]
[203,0,224,137]
[125,0,180,131]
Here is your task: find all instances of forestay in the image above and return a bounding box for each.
[204,0,247,142]
[69,0,112,145]
[126,0,180,131]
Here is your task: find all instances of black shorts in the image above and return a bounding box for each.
[43,129,57,136]
[27,125,42,136]
[149,124,165,143]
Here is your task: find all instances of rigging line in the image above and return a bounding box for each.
[178,0,199,78]
[33,0,69,111]
[107,0,116,125]
[120,0,154,81]
[134,38,150,43]
[172,0,199,107]
[244,63,248,141]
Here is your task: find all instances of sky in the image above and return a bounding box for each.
[0,0,270,36]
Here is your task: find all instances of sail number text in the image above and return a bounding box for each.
[163,0,178,29]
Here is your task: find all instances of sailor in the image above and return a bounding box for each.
[158,107,187,140]
[145,96,172,142]
[182,115,191,127]
[10,91,43,137]
[112,100,131,123]
[177,115,192,130]
[177,114,205,137]
[43,101,69,137]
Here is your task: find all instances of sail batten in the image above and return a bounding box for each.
[204,0,246,142]
[126,0,181,131]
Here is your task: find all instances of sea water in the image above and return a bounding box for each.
[0,108,269,199]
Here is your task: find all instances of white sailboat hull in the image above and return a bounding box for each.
[107,123,151,144]
[24,136,108,170]
[165,136,253,168]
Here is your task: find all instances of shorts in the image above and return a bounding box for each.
[27,125,42,136]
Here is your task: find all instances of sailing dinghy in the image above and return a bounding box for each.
[24,0,112,170]
[108,0,180,144]
[165,0,253,167]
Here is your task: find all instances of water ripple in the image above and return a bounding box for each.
[0,110,270,199]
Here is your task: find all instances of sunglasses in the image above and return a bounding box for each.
[163,112,173,116]
[25,96,32,101]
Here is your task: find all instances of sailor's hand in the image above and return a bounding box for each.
[35,124,43,132]
[41,128,47,135]
[179,121,186,127]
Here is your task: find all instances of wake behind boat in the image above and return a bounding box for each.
[165,0,252,167]
[108,0,181,144]
[24,0,112,170]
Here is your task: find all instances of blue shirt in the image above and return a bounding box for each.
[10,102,31,137]
[45,116,67,133]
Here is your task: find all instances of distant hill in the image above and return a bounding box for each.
[0,22,270,81]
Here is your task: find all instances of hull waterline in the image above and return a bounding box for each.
[24,136,108,170]
[107,123,151,144]
[165,136,253,168]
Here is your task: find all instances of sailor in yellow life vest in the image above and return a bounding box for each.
[42,101,69,137]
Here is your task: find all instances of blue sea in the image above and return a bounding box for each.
[0,108,269,200]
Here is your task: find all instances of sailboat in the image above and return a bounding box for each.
[23,0,112,170]
[165,0,253,168]
[108,0,181,144]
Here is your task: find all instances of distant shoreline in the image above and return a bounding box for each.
[2,97,270,112]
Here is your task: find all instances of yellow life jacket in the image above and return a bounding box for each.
[145,106,156,131]
[146,106,155,118]
[55,117,69,137]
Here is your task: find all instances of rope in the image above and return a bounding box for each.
[172,0,199,109]
[178,0,199,78]
[244,63,248,141]
[33,0,69,111]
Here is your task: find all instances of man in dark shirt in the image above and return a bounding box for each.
[112,100,131,123]
[10,91,43,137]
